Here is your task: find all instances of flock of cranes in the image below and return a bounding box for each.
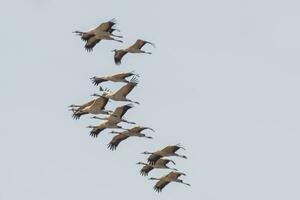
[69,19,190,193]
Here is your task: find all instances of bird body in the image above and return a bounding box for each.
[107,126,154,150]
[142,145,187,164]
[74,19,123,51]
[149,171,190,192]
[137,158,177,176]
[87,120,123,138]
[90,71,138,85]
[91,104,135,124]
[113,39,155,65]
[93,76,139,104]
[68,98,95,110]
[71,96,110,119]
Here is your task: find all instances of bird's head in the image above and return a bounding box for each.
[141,151,152,155]
[111,49,117,53]
[91,116,101,120]
[109,130,120,134]
[72,30,83,35]
[86,125,94,129]
[90,93,101,97]
[148,177,159,181]
[136,162,144,165]
[68,104,78,108]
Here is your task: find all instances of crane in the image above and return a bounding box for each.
[90,71,139,86]
[73,19,123,51]
[112,39,155,65]
[71,96,110,119]
[91,103,135,124]
[137,158,177,176]
[149,171,190,192]
[107,126,154,150]
[142,144,187,164]
[92,76,139,104]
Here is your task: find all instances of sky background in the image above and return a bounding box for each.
[1,0,300,199]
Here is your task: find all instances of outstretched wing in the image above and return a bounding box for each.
[140,165,154,176]
[167,171,186,179]
[81,32,95,42]
[85,37,100,52]
[90,77,107,86]
[107,134,129,151]
[89,96,109,111]
[147,153,162,165]
[113,77,138,98]
[111,104,134,119]
[95,19,117,32]
[90,125,106,138]
[161,145,181,154]
[156,158,175,166]
[72,110,88,120]
[114,50,127,65]
[129,39,155,50]
[71,99,95,111]
[112,72,134,80]
[153,179,170,193]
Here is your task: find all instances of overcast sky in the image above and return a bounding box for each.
[1,0,300,199]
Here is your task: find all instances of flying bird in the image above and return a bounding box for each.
[92,76,139,104]
[73,19,123,52]
[125,126,155,134]
[149,171,190,192]
[68,98,96,110]
[107,126,154,151]
[91,103,135,124]
[137,158,177,176]
[112,39,155,65]
[87,120,124,138]
[142,144,187,165]
[71,96,110,120]
[90,71,139,86]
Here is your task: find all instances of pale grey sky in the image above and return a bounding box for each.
[1,0,300,199]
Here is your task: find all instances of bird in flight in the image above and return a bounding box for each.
[73,18,123,51]
[149,171,190,192]
[112,39,155,65]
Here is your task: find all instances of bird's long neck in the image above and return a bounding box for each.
[143,151,153,155]
[109,131,120,134]
[69,104,80,108]
[73,30,85,35]
[149,177,160,181]
[137,162,148,166]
